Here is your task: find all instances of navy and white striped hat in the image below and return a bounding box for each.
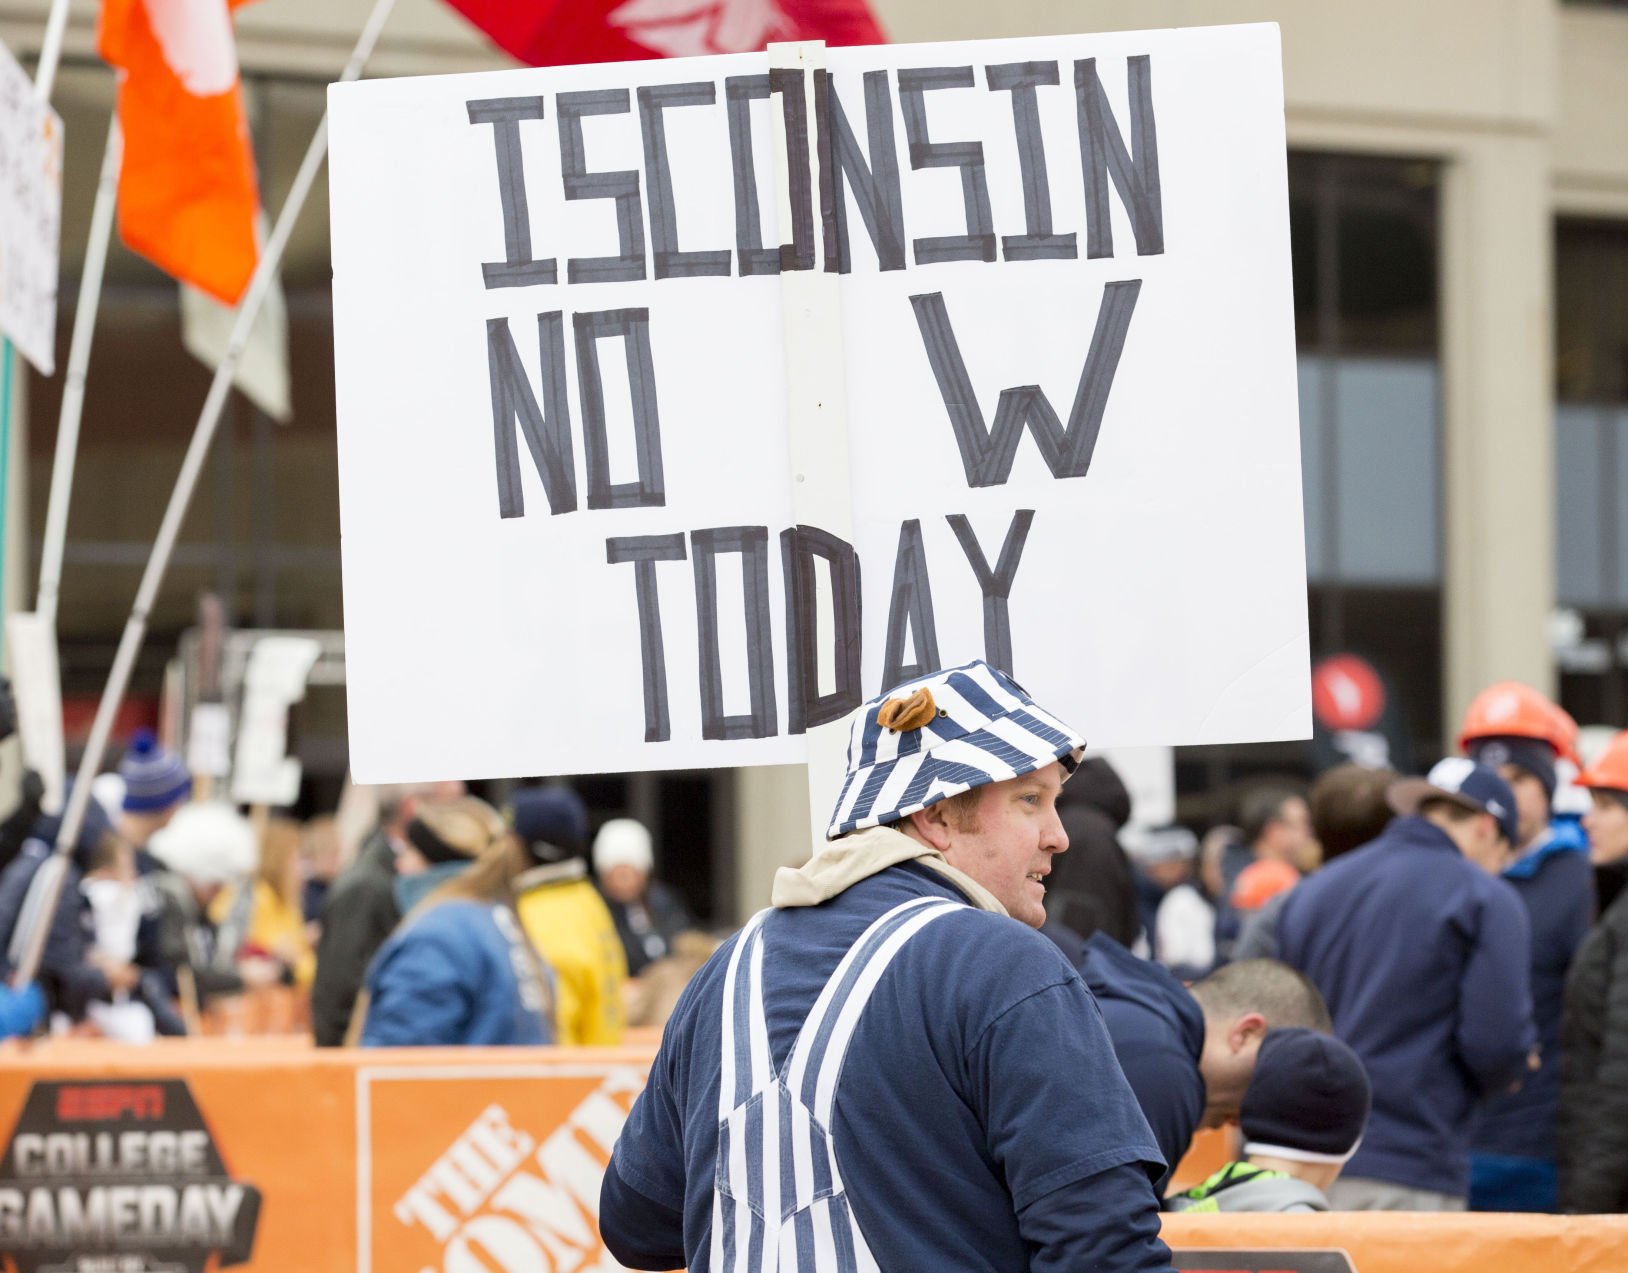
[826,660,1086,839]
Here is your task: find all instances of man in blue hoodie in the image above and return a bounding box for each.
[1044,923,1331,1195]
[1278,758,1537,1210]
[1458,683,1593,1212]
[601,662,1175,1273]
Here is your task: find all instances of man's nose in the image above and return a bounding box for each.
[1046,810,1069,854]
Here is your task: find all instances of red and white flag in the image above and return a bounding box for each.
[442,0,884,67]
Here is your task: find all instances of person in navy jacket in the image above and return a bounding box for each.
[358,797,554,1048]
[1278,758,1537,1209]
[1458,682,1592,1212]
[1043,922,1331,1196]
[601,662,1175,1273]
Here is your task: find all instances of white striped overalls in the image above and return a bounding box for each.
[709,896,963,1272]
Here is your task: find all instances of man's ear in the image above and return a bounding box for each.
[904,802,955,854]
[1229,1011,1269,1053]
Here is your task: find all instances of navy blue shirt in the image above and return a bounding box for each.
[1045,923,1207,1192]
[1474,822,1592,1162]
[1278,816,1536,1197]
[603,863,1171,1273]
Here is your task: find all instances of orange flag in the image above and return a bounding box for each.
[99,0,260,305]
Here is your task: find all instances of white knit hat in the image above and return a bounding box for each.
[593,818,654,875]
[148,802,258,885]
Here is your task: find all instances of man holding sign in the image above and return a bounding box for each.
[601,661,1174,1273]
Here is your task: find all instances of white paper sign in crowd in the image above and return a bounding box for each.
[329,23,1309,783]
[0,38,61,375]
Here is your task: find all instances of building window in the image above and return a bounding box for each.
[1178,153,1442,822]
[1555,221,1628,725]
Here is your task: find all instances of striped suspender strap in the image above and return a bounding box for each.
[712,897,963,1273]
[783,897,963,1126]
[713,911,770,1273]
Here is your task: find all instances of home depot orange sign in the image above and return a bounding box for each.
[365,1064,644,1271]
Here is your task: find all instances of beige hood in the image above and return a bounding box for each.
[770,824,1008,916]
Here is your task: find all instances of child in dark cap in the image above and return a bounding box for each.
[1168,1027,1371,1213]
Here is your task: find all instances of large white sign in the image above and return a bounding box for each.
[329,24,1309,783]
[0,40,60,374]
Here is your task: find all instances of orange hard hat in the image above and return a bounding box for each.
[1231,858,1301,911]
[1458,681,1577,762]
[1577,732,1628,794]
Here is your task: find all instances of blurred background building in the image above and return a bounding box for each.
[0,0,1623,920]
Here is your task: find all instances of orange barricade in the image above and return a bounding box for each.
[3,1038,1628,1272]
[1167,1124,1236,1194]
[1161,1210,1628,1273]
[0,1038,653,1272]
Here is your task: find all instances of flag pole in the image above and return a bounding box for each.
[10,0,401,987]
[0,0,78,654]
[35,114,121,631]
[33,0,72,104]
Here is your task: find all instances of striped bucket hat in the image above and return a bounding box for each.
[826,660,1086,839]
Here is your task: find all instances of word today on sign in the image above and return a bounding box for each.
[329,23,1308,783]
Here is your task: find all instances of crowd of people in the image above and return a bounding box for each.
[0,729,702,1052]
[4,667,1628,1245]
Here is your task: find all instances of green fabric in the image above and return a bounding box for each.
[1172,1161,1289,1212]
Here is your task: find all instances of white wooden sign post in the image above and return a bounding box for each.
[328,23,1310,841]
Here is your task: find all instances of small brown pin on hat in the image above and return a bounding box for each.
[876,687,936,733]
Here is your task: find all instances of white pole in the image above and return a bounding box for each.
[32,0,71,104]
[11,0,401,987]
[766,41,857,856]
[36,115,121,630]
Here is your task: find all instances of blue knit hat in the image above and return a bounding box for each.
[118,729,191,813]
[1241,1028,1372,1163]
[826,660,1085,839]
[508,786,588,865]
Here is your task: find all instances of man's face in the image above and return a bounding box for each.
[1260,797,1313,864]
[1197,1012,1267,1127]
[1460,811,1511,876]
[1497,765,1550,850]
[1585,792,1628,867]
[937,763,1068,928]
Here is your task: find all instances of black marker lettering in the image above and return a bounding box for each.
[691,527,778,740]
[639,82,732,280]
[467,97,558,288]
[726,71,817,277]
[946,510,1034,676]
[487,313,575,518]
[910,281,1141,487]
[882,519,940,687]
[606,534,688,741]
[898,66,995,265]
[558,89,647,283]
[780,525,863,734]
[1075,56,1164,258]
[815,69,906,273]
[574,308,665,510]
[986,63,1076,262]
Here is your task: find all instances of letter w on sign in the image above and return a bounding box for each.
[910,281,1140,488]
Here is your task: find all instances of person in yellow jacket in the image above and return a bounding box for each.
[507,786,627,1045]
[211,815,316,988]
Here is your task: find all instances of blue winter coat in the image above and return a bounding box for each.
[1278,815,1536,1197]
[361,900,554,1047]
[0,842,110,1018]
[602,861,1172,1273]
[1045,922,1208,1192]
[1474,820,1592,1162]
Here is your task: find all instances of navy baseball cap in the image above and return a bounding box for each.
[507,786,588,864]
[1387,758,1519,845]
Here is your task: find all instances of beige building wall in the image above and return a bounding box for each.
[0,1,1622,916]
